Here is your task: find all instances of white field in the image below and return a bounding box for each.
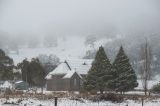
[0,98,160,106]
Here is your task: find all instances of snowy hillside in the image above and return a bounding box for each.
[8,36,109,65]
[8,36,84,64]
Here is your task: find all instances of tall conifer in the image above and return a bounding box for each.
[84,46,113,94]
[113,46,138,93]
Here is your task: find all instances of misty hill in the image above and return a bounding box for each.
[7,36,89,64]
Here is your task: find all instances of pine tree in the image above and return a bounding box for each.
[84,46,113,94]
[113,46,138,93]
[0,49,14,80]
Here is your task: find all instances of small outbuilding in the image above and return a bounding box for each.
[15,81,29,90]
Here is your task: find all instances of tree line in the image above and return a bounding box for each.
[0,49,60,90]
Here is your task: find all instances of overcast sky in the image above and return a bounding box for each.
[0,0,159,37]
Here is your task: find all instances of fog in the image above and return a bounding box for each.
[1,0,160,75]
[0,0,160,52]
[0,0,159,37]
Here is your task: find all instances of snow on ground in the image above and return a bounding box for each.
[0,98,160,106]
[0,81,13,89]
[136,75,160,90]
[136,79,159,90]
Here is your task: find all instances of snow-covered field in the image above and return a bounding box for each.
[0,98,160,106]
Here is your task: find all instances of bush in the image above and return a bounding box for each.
[90,90,97,95]
[151,83,160,93]
[5,88,12,95]
[89,93,124,103]
[100,93,124,103]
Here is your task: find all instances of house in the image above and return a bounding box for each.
[46,59,92,91]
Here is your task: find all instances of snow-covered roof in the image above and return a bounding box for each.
[45,74,52,79]
[46,59,92,79]
[15,81,23,84]
[66,59,92,75]
[46,62,71,79]
[63,70,82,79]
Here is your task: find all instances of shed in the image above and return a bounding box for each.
[15,81,29,90]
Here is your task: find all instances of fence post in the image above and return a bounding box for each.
[142,98,144,106]
[55,97,58,106]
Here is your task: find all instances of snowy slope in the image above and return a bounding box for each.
[8,36,110,65]
[8,36,88,64]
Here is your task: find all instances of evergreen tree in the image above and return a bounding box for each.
[84,46,113,94]
[113,46,138,93]
[18,58,46,87]
[0,49,14,80]
[29,58,46,87]
[17,58,31,84]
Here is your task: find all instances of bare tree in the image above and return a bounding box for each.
[139,39,152,95]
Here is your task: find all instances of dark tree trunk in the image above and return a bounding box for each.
[41,87,43,94]
[100,89,103,94]
[120,91,122,95]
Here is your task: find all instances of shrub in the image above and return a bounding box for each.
[90,90,97,95]
[100,93,124,103]
[89,93,124,103]
[5,88,12,95]
[151,83,160,93]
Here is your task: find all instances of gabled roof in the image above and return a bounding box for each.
[66,59,92,75]
[63,70,82,79]
[46,62,71,79]
[46,59,93,79]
